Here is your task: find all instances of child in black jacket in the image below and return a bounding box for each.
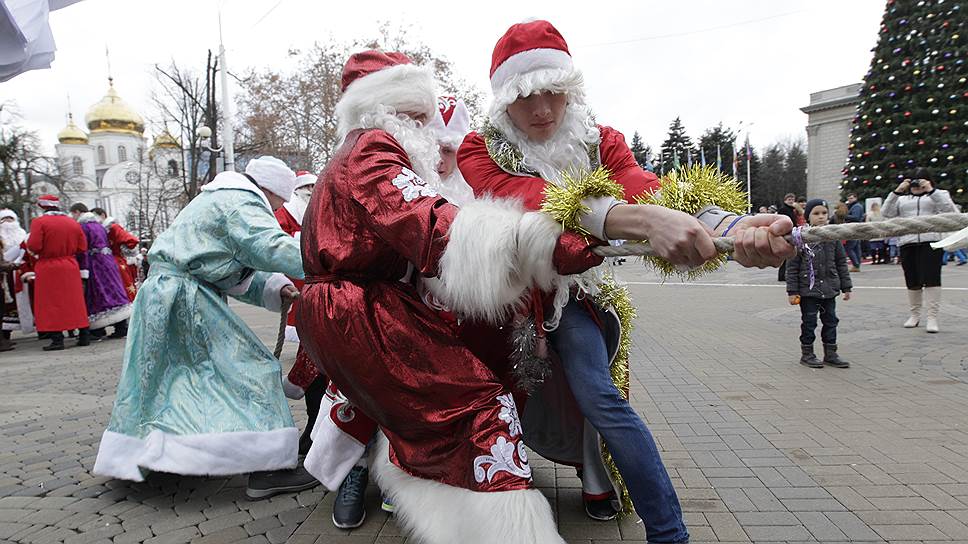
[786,199,853,368]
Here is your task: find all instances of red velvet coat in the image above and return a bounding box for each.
[458,125,660,212]
[297,128,533,492]
[26,212,89,331]
[106,222,139,301]
[273,206,305,334]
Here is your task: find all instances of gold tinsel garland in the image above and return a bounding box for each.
[636,165,749,278]
[540,167,625,235]
[593,274,637,514]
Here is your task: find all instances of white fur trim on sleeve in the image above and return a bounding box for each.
[79,269,89,280]
[516,211,563,291]
[578,196,621,242]
[262,273,294,313]
[436,197,525,323]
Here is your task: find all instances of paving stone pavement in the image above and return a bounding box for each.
[1,261,966,543]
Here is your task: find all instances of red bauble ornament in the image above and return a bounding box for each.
[918,139,926,145]
[863,151,871,157]
[863,180,870,184]
[904,111,912,117]
[904,84,913,91]
[867,121,874,127]
[890,163,897,168]
[937,65,945,71]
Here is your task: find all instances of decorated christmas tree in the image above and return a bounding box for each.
[842,0,966,205]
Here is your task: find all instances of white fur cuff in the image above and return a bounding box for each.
[516,211,562,291]
[263,273,294,312]
[436,198,525,323]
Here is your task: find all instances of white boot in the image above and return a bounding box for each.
[924,286,941,333]
[904,289,922,328]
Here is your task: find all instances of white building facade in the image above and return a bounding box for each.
[800,83,862,204]
[51,79,182,237]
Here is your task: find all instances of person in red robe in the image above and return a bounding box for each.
[297,50,603,543]
[90,208,139,338]
[26,195,91,350]
[457,20,796,541]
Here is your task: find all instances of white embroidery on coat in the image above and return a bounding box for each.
[473,437,532,483]
[391,167,438,202]
[497,393,522,438]
[473,393,531,484]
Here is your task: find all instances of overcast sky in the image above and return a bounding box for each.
[0,0,884,156]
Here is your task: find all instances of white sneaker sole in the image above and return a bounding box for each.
[332,511,366,530]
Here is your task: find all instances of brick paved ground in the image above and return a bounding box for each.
[1,261,966,543]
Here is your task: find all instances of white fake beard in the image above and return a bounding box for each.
[493,102,600,185]
[436,168,475,208]
[360,106,441,187]
[0,223,26,250]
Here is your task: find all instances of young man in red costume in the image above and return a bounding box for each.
[26,195,92,350]
[458,20,796,543]
[297,49,606,543]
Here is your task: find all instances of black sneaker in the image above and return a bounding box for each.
[246,465,319,500]
[584,496,619,521]
[332,466,368,529]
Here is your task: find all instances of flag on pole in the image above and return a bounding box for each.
[686,148,692,168]
[700,147,706,167]
[673,148,680,168]
[732,145,738,179]
[716,144,722,170]
[745,137,752,161]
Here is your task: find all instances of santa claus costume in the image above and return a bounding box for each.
[1,209,34,339]
[457,20,698,542]
[26,195,91,350]
[93,157,304,482]
[272,171,330,457]
[101,215,140,299]
[297,50,604,543]
[75,211,132,331]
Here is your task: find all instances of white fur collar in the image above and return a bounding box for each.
[77,212,100,224]
[202,171,272,211]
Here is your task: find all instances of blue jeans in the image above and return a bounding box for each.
[845,240,862,268]
[799,296,838,345]
[550,300,688,544]
[942,249,967,264]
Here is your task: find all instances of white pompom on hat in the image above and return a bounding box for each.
[245,156,297,202]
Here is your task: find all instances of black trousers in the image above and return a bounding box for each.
[900,242,943,289]
[298,375,327,456]
[800,296,838,345]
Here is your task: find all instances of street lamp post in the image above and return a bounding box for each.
[196,125,224,174]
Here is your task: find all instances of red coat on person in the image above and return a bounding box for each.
[457,126,660,211]
[273,206,304,339]
[26,212,89,332]
[105,221,139,301]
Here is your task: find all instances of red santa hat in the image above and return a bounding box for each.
[488,20,581,111]
[335,50,437,139]
[294,171,317,189]
[428,96,471,148]
[36,194,60,209]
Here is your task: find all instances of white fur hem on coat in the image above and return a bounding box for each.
[369,434,563,544]
[92,427,299,482]
[88,303,132,330]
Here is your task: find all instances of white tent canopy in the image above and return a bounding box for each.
[0,0,82,83]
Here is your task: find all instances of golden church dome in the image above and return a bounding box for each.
[57,114,89,144]
[84,79,144,135]
[152,130,180,149]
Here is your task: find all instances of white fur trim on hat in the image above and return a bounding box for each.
[491,48,573,94]
[428,98,472,149]
[245,156,297,202]
[295,173,317,189]
[0,209,17,222]
[335,64,438,140]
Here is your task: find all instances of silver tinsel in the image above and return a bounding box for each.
[509,318,553,393]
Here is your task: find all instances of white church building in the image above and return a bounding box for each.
[49,78,183,236]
